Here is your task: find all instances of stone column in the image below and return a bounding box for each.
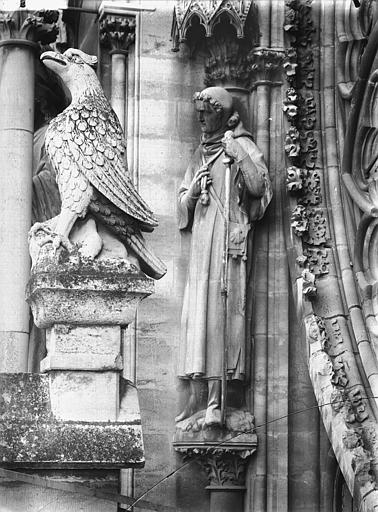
[0,10,58,372]
[99,13,136,131]
[247,46,285,512]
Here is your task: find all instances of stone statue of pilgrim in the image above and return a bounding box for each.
[177,87,272,427]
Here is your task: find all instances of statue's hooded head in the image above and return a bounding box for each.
[193,87,240,137]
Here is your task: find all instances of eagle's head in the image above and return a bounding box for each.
[40,49,98,96]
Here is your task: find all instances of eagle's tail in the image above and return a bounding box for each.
[89,198,167,280]
[123,230,167,280]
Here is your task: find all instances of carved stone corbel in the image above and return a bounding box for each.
[183,448,254,511]
[173,409,257,512]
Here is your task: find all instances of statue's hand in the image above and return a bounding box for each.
[222,131,245,161]
[187,165,212,198]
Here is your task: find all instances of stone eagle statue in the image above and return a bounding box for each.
[33,48,166,280]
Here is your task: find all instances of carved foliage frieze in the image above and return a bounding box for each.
[304,248,329,275]
[283,0,329,296]
[291,205,308,237]
[306,315,369,424]
[196,450,249,487]
[305,313,378,512]
[287,165,306,193]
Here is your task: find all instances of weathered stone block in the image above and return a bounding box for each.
[0,373,143,468]
[49,371,119,422]
[26,255,154,329]
[41,325,122,372]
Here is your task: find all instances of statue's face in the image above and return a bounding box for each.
[195,100,224,134]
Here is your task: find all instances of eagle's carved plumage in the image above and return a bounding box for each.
[39,48,166,279]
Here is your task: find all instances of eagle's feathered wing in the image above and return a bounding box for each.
[45,95,166,279]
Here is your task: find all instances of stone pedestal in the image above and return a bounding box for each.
[173,409,257,512]
[20,245,153,467]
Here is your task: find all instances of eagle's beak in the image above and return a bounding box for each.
[40,51,67,67]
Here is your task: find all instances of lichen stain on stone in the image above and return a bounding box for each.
[0,374,52,422]
[0,374,144,467]
[26,252,154,307]
[0,421,144,466]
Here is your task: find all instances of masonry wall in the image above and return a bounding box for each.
[0,2,346,511]
[114,3,338,511]
[132,4,209,510]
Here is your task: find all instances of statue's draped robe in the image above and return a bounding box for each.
[178,123,272,381]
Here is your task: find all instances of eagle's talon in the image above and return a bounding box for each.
[28,222,54,242]
[51,234,73,253]
[31,228,73,254]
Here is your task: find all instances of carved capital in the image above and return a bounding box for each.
[174,408,257,494]
[0,9,59,44]
[248,47,285,85]
[99,15,136,53]
[185,448,253,488]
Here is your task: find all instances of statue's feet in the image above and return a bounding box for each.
[175,403,196,423]
[204,405,222,427]
[176,410,205,432]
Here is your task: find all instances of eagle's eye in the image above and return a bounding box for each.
[70,55,83,64]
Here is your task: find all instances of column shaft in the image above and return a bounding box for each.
[111,51,127,131]
[0,42,35,371]
[209,488,244,512]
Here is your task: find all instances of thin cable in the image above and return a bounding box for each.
[127,394,374,510]
[0,395,373,511]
